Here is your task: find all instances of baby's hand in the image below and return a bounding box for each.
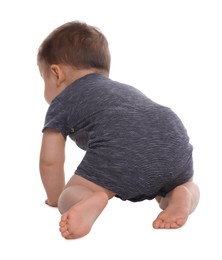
[45,199,57,207]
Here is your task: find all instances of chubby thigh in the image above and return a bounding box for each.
[65,174,116,199]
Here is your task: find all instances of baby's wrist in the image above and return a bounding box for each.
[45,199,58,207]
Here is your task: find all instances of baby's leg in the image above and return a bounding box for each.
[153,179,200,229]
[58,175,115,239]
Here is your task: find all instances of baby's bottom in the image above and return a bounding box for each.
[58,174,115,239]
[153,178,200,228]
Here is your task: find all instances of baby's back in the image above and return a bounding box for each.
[52,73,193,201]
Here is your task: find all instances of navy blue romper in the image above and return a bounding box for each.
[43,73,193,202]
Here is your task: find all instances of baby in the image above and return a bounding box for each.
[37,21,200,239]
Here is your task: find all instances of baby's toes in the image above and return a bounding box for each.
[61,230,70,238]
[59,224,70,238]
[164,222,171,229]
[59,224,67,233]
[59,219,67,228]
[59,212,69,228]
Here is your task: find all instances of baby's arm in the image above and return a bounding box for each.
[39,128,65,207]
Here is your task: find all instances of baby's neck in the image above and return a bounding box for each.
[65,67,109,86]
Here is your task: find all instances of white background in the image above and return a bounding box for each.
[0,0,221,259]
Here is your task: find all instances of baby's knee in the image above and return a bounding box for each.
[58,186,93,214]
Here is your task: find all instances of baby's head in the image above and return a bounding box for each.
[37,21,111,74]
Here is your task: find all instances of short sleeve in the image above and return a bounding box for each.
[42,98,68,139]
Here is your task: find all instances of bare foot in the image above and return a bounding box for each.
[153,186,191,229]
[59,191,108,239]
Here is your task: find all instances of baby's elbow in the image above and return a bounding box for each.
[39,153,65,168]
[40,160,64,172]
[39,154,53,167]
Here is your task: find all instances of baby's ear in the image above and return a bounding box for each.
[50,65,60,79]
[50,64,65,85]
